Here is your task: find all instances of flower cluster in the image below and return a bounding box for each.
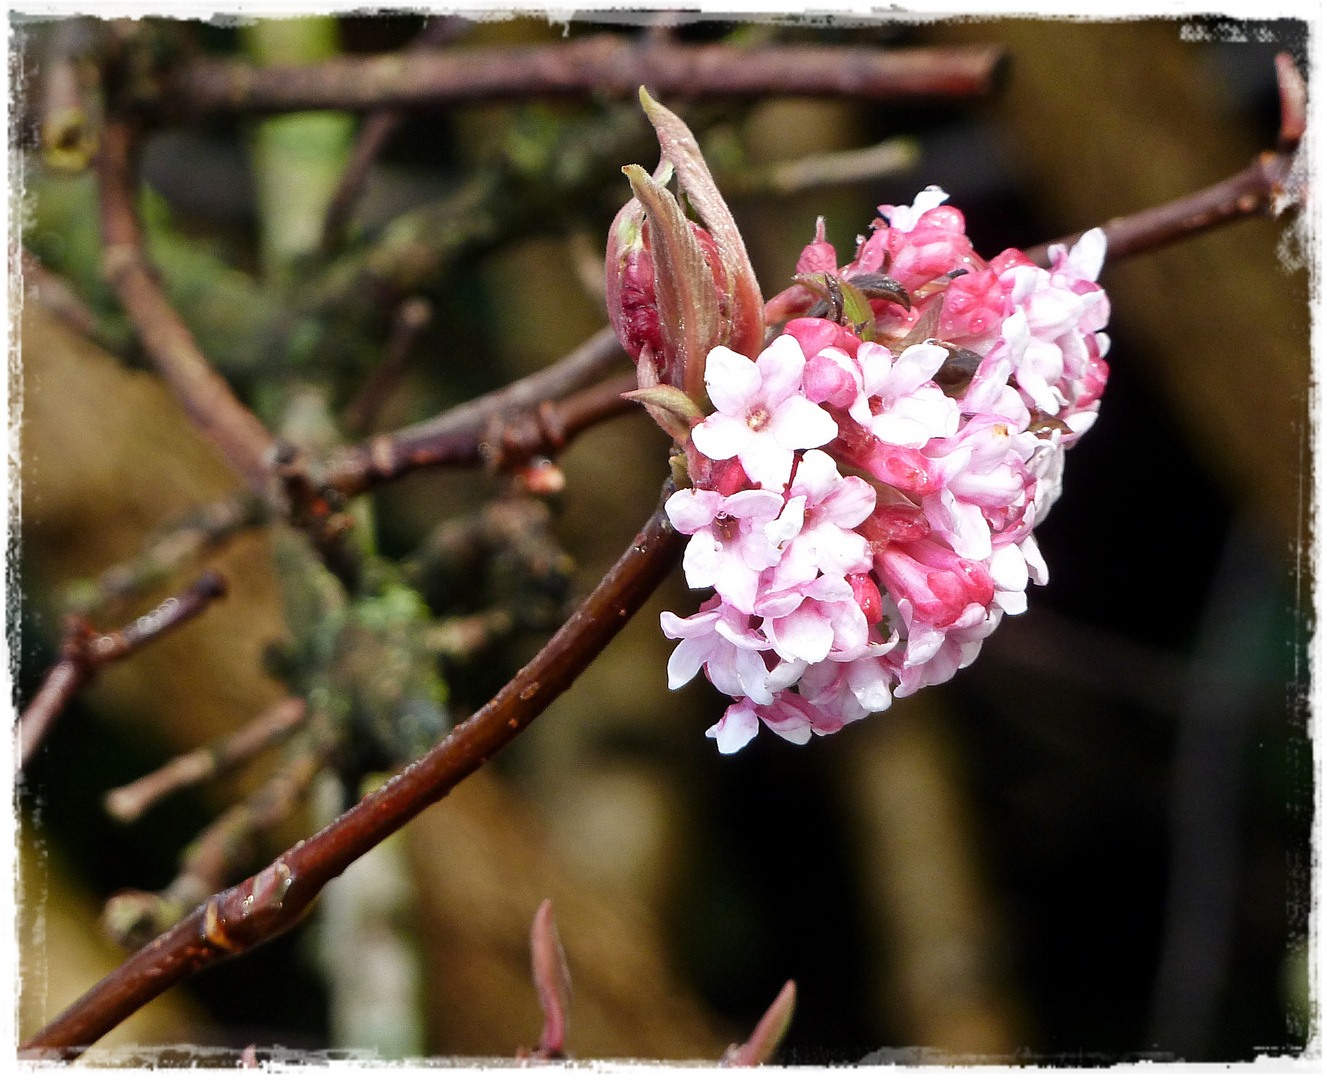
[661,188,1111,753]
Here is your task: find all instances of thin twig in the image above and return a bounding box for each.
[63,494,266,617]
[18,573,228,769]
[322,327,631,497]
[319,16,471,253]
[104,697,308,824]
[302,101,649,316]
[1025,53,1306,267]
[20,488,682,1059]
[341,296,433,435]
[173,40,1005,115]
[423,609,517,663]
[722,137,919,198]
[97,117,278,496]
[103,729,330,949]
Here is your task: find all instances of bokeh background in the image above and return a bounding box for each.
[13,14,1313,1064]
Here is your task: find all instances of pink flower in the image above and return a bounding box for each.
[765,450,875,592]
[849,341,960,448]
[799,650,896,723]
[875,539,995,631]
[878,186,953,232]
[647,186,1109,753]
[661,600,798,706]
[691,338,839,491]
[755,574,870,666]
[666,486,791,613]
[889,603,1003,697]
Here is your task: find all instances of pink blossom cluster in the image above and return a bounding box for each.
[662,188,1111,753]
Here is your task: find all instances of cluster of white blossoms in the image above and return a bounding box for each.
[660,189,1111,753]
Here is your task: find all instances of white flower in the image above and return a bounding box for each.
[690,338,839,491]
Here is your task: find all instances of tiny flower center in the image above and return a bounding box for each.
[713,512,739,543]
[746,407,770,431]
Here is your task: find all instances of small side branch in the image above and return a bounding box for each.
[341,296,434,436]
[97,118,278,495]
[21,488,683,1059]
[105,697,308,824]
[320,16,471,252]
[323,326,631,497]
[103,730,329,950]
[64,494,266,617]
[174,40,1005,115]
[18,573,228,769]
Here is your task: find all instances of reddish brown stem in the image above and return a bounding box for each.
[1026,54,1305,268]
[323,326,630,496]
[529,899,571,1059]
[20,492,683,1059]
[173,40,1003,115]
[18,573,228,769]
[1025,149,1301,268]
[319,16,471,253]
[104,697,308,824]
[97,118,277,496]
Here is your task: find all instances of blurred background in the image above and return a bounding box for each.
[13,13,1312,1064]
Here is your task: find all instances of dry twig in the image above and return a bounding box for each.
[174,39,1005,114]
[104,697,309,824]
[320,16,472,252]
[18,572,228,769]
[341,296,433,435]
[97,118,278,495]
[64,494,266,617]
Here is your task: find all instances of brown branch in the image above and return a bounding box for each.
[173,39,1005,115]
[63,494,266,617]
[21,487,683,1059]
[18,573,228,769]
[104,697,309,824]
[322,326,631,497]
[319,16,471,253]
[1025,54,1306,268]
[97,118,278,496]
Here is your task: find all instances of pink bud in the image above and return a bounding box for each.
[796,217,839,275]
[784,316,863,359]
[876,540,994,628]
[861,502,932,545]
[849,573,883,624]
[989,247,1037,275]
[863,442,939,496]
[605,200,663,364]
[939,266,1007,347]
[710,457,752,496]
[916,205,966,234]
[802,353,858,408]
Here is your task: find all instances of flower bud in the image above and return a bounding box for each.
[608,90,765,413]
